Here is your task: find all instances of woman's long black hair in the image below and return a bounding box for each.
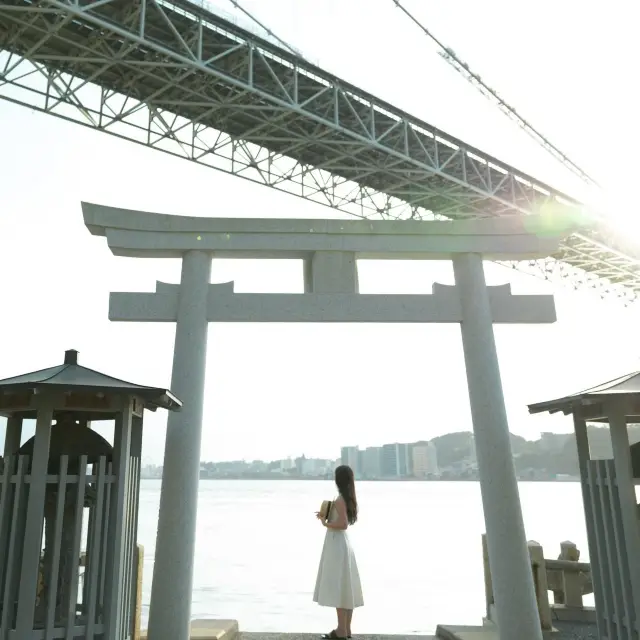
[335,465,358,525]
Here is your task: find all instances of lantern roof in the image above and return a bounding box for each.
[0,350,181,414]
[528,370,640,421]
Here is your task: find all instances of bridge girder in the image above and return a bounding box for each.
[0,0,638,301]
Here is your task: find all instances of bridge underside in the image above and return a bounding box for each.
[1,0,639,299]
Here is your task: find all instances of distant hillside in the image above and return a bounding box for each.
[431,426,640,476]
[430,432,474,468]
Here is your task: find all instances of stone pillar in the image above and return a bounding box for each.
[106,401,134,639]
[304,251,359,293]
[3,415,23,456]
[527,541,552,630]
[15,401,54,635]
[608,402,640,616]
[453,253,542,640]
[148,250,212,640]
[572,412,606,621]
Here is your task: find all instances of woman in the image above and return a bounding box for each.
[314,465,364,639]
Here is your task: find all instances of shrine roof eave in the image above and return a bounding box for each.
[0,382,180,414]
[0,362,182,413]
[528,394,640,419]
[528,370,640,419]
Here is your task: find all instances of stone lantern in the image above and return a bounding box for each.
[0,349,181,640]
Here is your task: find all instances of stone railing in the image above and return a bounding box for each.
[482,535,594,632]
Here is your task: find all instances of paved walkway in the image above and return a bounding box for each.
[239,621,597,640]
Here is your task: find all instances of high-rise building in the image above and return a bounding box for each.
[340,446,360,475]
[397,443,412,476]
[301,457,330,476]
[381,443,398,477]
[361,446,383,479]
[412,441,439,477]
[280,457,295,471]
[427,441,439,475]
[357,449,366,477]
[380,443,413,477]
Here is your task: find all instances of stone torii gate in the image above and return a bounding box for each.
[83,202,578,640]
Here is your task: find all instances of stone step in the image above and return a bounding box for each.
[140,619,239,640]
[436,626,498,640]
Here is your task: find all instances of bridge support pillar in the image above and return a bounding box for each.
[147,250,212,640]
[453,252,543,640]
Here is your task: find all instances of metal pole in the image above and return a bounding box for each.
[147,250,212,640]
[453,253,542,640]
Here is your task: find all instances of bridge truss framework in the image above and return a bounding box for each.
[1,0,639,301]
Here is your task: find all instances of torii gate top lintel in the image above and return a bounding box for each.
[82,202,580,261]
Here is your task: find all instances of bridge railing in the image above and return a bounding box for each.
[482,535,593,631]
[179,0,311,61]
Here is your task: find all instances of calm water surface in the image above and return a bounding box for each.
[136,479,589,635]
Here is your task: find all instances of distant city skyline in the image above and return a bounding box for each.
[141,437,445,480]
[140,428,588,482]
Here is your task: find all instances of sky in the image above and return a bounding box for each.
[1,0,639,464]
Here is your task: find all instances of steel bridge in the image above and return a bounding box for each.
[1,0,639,300]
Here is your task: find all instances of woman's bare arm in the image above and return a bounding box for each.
[323,496,348,530]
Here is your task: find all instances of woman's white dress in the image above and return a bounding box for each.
[313,500,364,609]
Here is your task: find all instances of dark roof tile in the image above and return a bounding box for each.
[0,350,181,412]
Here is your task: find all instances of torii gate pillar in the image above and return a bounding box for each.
[453,253,542,637]
[84,203,584,640]
[151,250,211,640]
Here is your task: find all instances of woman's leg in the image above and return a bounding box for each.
[336,609,349,637]
[321,610,345,640]
[346,609,353,637]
